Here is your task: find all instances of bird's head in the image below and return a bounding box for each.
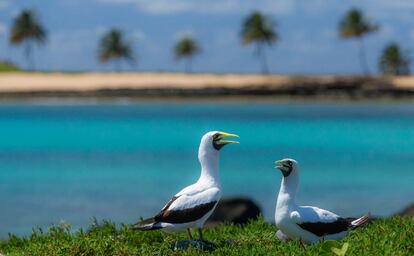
[275,158,298,177]
[200,131,239,152]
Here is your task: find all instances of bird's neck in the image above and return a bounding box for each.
[277,172,299,208]
[198,150,220,187]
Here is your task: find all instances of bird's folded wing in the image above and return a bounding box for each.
[293,206,350,237]
[292,206,340,223]
[159,196,180,212]
[154,187,220,224]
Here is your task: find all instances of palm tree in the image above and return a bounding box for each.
[174,37,200,73]
[98,29,134,71]
[9,9,47,70]
[241,11,278,74]
[379,43,410,75]
[338,8,379,75]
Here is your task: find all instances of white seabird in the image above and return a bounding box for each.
[274,158,370,244]
[132,131,239,242]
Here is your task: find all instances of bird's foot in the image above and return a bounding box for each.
[299,238,307,250]
[172,239,217,251]
[196,239,217,249]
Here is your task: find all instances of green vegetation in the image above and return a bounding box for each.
[0,61,21,72]
[338,8,379,75]
[174,37,201,73]
[0,217,412,255]
[98,29,135,71]
[240,11,278,74]
[9,9,47,71]
[379,43,410,75]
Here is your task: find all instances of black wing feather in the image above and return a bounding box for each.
[155,201,217,224]
[298,218,353,237]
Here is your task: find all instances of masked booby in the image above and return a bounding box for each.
[274,158,370,244]
[132,131,239,242]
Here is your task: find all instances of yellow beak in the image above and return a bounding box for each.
[215,131,240,145]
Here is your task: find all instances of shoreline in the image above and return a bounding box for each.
[1,72,414,101]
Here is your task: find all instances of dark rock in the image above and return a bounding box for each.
[206,197,262,226]
[397,203,414,217]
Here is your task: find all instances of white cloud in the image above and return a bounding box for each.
[97,0,296,15]
[96,0,414,21]
[131,30,146,42]
[345,0,414,22]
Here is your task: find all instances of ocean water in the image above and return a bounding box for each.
[0,101,413,237]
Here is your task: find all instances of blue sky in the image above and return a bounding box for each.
[0,0,413,74]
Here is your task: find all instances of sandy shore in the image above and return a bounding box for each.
[0,72,414,98]
[0,72,293,92]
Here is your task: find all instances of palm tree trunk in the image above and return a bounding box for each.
[185,57,192,73]
[117,60,122,73]
[261,47,269,75]
[25,41,34,71]
[257,43,269,75]
[358,37,370,75]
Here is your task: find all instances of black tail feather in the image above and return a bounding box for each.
[131,217,161,231]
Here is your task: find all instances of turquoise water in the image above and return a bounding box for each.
[0,101,413,237]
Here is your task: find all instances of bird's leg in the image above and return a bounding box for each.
[197,228,205,241]
[187,228,194,241]
[299,238,306,250]
[196,228,217,250]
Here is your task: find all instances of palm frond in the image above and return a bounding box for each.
[240,11,278,46]
[379,43,410,75]
[9,9,47,45]
[174,37,200,60]
[98,29,135,63]
[338,8,378,38]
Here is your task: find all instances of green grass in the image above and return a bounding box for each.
[0,217,412,256]
[0,62,21,72]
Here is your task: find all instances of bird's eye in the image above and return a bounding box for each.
[288,161,292,166]
[213,134,219,140]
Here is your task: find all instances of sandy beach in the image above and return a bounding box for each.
[0,72,414,98]
[0,72,294,92]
